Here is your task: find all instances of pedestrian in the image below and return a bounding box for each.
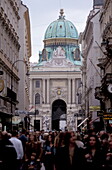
[84,134,105,170]
[39,130,45,147]
[23,152,38,170]
[0,131,17,170]
[100,132,109,154]
[43,134,56,170]
[55,131,85,170]
[75,133,84,148]
[23,132,43,170]
[18,129,28,152]
[9,130,24,170]
[103,138,112,169]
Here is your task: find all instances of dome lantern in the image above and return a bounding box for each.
[59,9,65,20]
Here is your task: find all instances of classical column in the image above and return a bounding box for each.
[68,79,71,104]
[29,78,32,104]
[72,79,75,103]
[47,79,50,104]
[42,79,45,103]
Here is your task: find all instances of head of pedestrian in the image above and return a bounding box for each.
[1,131,9,140]
[11,130,18,137]
[65,131,77,147]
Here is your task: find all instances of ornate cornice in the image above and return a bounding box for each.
[0,13,20,50]
[8,0,20,20]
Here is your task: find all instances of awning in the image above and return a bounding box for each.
[77,118,88,128]
[89,117,100,124]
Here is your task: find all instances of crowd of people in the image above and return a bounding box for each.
[0,128,112,170]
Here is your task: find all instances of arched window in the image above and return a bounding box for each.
[74,48,80,61]
[35,93,40,104]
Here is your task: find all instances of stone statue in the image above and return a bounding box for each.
[53,46,65,57]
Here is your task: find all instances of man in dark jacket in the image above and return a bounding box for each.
[0,131,17,170]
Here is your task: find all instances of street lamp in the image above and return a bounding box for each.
[10,59,30,131]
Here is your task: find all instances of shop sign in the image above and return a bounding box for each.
[89,106,100,111]
[103,113,112,120]
[12,116,21,124]
[97,111,103,116]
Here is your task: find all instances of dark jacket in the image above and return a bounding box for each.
[0,138,17,170]
[43,144,56,170]
[84,147,105,170]
[0,138,17,161]
[55,144,86,170]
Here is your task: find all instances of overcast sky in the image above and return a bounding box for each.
[22,0,93,62]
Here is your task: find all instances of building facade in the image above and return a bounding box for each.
[79,0,104,131]
[29,9,82,131]
[17,2,31,126]
[0,0,31,131]
[95,0,112,132]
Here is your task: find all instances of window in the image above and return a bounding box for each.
[75,78,82,104]
[35,93,40,104]
[78,93,82,104]
[74,48,80,61]
[35,80,40,88]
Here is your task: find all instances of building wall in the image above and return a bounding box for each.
[0,0,21,117]
[0,0,31,131]
[18,3,31,113]
[98,0,112,116]
[29,67,82,131]
[80,5,102,126]
[80,0,112,131]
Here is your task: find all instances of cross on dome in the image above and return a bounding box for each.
[60,9,64,16]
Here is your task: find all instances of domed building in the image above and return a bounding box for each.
[29,9,82,131]
[39,9,81,64]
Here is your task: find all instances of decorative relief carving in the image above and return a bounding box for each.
[51,89,57,98]
[44,46,74,67]
[53,46,65,58]
[50,87,67,99]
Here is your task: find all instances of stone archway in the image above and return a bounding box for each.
[52,99,67,131]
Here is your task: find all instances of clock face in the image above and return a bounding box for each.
[107,84,112,93]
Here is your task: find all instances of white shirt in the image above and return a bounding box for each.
[9,137,24,159]
[75,140,84,148]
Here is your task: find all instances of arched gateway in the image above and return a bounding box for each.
[52,99,67,130]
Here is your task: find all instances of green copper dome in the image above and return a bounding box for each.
[38,9,81,65]
[44,9,78,40]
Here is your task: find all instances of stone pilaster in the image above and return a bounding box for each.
[47,79,50,104]
[72,79,75,103]
[68,79,71,103]
[42,79,45,103]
